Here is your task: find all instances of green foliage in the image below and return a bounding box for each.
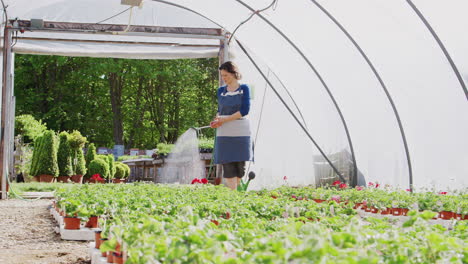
[88,159,109,180]
[75,148,87,176]
[15,55,218,147]
[36,130,59,177]
[123,163,130,178]
[57,132,73,176]
[198,137,214,149]
[156,143,175,155]
[11,182,66,193]
[69,130,87,149]
[15,114,47,143]
[117,155,151,161]
[29,135,44,176]
[107,154,116,179]
[114,162,129,179]
[85,143,97,177]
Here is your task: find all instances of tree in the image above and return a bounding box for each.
[85,143,97,178]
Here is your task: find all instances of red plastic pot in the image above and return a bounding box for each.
[392,208,403,216]
[313,199,325,203]
[95,231,102,249]
[401,208,409,216]
[107,252,114,263]
[57,175,70,183]
[113,178,123,183]
[370,207,379,214]
[85,216,98,228]
[39,174,55,182]
[439,211,454,220]
[64,217,81,230]
[70,175,83,183]
[113,252,124,264]
[381,208,392,215]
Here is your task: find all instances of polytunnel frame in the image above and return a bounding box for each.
[152,0,468,189]
[152,0,351,183]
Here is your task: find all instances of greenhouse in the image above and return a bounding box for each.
[0,0,467,263]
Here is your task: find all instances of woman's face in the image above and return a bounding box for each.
[220,70,237,85]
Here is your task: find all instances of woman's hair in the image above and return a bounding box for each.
[219,61,242,80]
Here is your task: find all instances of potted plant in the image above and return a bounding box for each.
[88,159,109,184]
[57,132,73,183]
[36,130,59,182]
[69,130,87,183]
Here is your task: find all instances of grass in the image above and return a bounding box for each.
[10,182,67,193]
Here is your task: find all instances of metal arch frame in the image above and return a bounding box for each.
[233,0,358,185]
[151,0,357,185]
[406,0,468,101]
[308,0,413,189]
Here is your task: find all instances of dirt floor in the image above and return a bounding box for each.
[0,198,90,264]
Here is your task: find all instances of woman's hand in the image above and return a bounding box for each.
[210,117,223,128]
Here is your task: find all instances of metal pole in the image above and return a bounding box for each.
[1,25,11,199]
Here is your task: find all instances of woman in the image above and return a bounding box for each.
[211,61,251,190]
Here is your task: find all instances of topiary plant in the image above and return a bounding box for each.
[57,132,73,176]
[29,134,44,177]
[36,130,59,177]
[107,154,116,179]
[75,148,87,176]
[84,143,97,178]
[114,162,126,179]
[88,159,109,181]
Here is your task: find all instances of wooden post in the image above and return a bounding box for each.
[1,26,12,199]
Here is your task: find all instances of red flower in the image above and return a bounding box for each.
[191,178,208,184]
[191,178,201,184]
[283,176,288,181]
[375,183,380,188]
[356,186,364,191]
[406,189,411,192]
[368,182,374,187]
[91,174,103,181]
[339,183,347,189]
[439,191,447,195]
[332,180,341,186]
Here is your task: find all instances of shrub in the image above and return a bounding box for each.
[114,162,126,179]
[107,154,116,179]
[85,143,96,178]
[88,159,109,180]
[57,132,73,176]
[156,143,174,155]
[69,130,87,149]
[14,114,47,144]
[29,134,44,177]
[123,163,130,178]
[36,130,59,177]
[75,148,87,176]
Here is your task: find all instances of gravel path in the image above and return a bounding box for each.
[0,198,90,264]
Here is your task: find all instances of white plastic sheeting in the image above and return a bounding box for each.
[1,0,467,190]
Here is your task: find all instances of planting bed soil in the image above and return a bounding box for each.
[0,199,90,264]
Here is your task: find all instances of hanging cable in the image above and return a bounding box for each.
[113,7,134,34]
[95,6,133,24]
[228,0,279,45]
[0,0,8,25]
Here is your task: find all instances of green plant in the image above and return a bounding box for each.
[29,134,44,177]
[114,162,126,179]
[198,137,214,150]
[117,155,151,161]
[36,130,59,177]
[88,159,109,180]
[74,148,87,175]
[107,154,116,179]
[68,130,87,149]
[57,132,73,176]
[156,143,174,155]
[85,143,97,178]
[14,114,47,144]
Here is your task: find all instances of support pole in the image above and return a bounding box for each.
[1,25,12,199]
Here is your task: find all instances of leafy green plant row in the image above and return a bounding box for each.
[54,184,468,264]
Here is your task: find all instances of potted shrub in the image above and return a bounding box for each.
[113,162,127,183]
[84,143,97,181]
[57,132,73,183]
[107,154,116,181]
[36,130,59,182]
[88,159,109,183]
[69,130,87,183]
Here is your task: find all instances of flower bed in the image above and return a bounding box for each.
[54,184,468,263]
